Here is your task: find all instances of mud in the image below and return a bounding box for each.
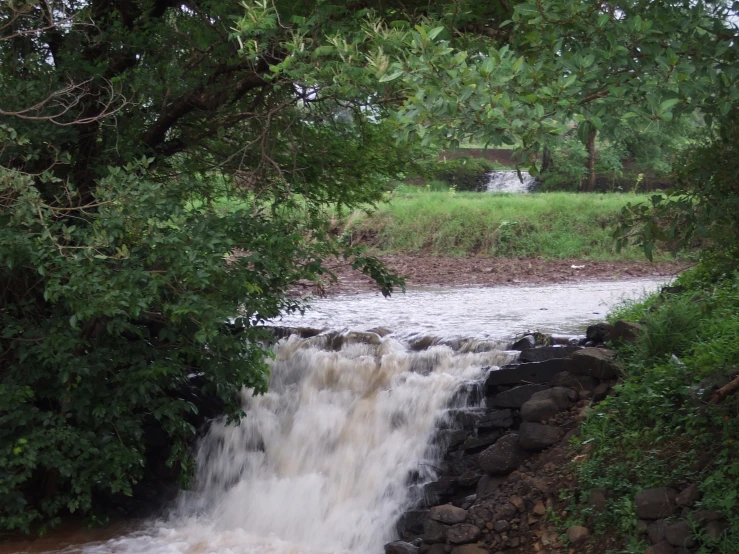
[314,255,688,295]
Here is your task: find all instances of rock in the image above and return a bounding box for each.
[477,409,514,430]
[344,331,382,346]
[611,320,645,343]
[430,504,468,524]
[493,384,550,408]
[588,488,608,513]
[447,524,481,544]
[477,434,523,475]
[368,327,392,337]
[530,386,577,408]
[644,541,677,554]
[397,509,429,538]
[520,399,560,422]
[456,471,481,488]
[476,475,505,497]
[647,520,667,544]
[586,322,614,343]
[591,382,612,402]
[519,423,563,451]
[665,521,695,548]
[548,371,599,393]
[690,510,722,522]
[511,335,536,350]
[533,501,546,516]
[705,520,729,540]
[636,488,678,520]
[450,546,488,554]
[385,541,419,554]
[566,525,590,545]
[484,360,565,390]
[462,433,502,453]
[494,520,509,532]
[508,496,524,513]
[422,520,448,543]
[423,477,457,505]
[426,545,447,554]
[563,348,620,380]
[519,346,582,363]
[675,483,700,507]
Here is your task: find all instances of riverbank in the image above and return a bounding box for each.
[316,255,688,295]
[342,191,680,261]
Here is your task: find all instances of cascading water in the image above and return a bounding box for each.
[15,279,668,554]
[484,170,536,193]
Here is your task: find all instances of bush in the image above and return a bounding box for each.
[571,268,739,552]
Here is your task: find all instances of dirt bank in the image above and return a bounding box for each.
[317,255,688,295]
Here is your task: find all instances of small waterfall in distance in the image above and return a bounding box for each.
[484,170,536,193]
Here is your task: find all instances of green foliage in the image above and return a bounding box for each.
[573,269,739,552]
[343,191,672,260]
[1,0,412,531]
[616,109,739,269]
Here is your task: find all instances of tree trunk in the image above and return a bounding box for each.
[583,128,597,192]
[541,147,552,173]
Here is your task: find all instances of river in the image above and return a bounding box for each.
[7,279,665,554]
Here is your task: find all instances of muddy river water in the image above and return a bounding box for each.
[6,279,666,554]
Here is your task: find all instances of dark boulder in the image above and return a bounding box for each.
[397,509,429,538]
[519,422,563,451]
[548,371,599,393]
[477,409,514,431]
[477,434,523,475]
[429,504,468,524]
[447,523,481,544]
[519,346,582,363]
[493,384,550,408]
[520,399,559,423]
[485,360,565,390]
[665,521,695,548]
[635,488,678,520]
[511,335,536,350]
[563,348,620,380]
[586,322,614,343]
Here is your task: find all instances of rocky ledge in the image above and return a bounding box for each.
[385,321,729,554]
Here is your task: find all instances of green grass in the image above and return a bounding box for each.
[342,190,673,261]
[568,269,739,553]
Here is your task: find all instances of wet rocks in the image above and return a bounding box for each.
[518,423,563,451]
[385,540,419,554]
[563,348,620,380]
[636,488,678,519]
[430,504,468,524]
[484,360,565,389]
[519,346,582,363]
[493,384,549,408]
[447,523,481,544]
[478,434,524,475]
[477,409,513,431]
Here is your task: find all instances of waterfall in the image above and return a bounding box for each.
[484,170,536,193]
[165,333,515,554]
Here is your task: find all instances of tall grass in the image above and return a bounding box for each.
[343,190,671,260]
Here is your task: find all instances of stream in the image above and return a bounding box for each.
[8,279,665,554]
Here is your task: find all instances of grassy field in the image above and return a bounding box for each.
[342,189,671,261]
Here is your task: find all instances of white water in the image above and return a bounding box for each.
[21,279,668,554]
[484,170,535,193]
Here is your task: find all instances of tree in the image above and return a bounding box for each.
[1,0,417,531]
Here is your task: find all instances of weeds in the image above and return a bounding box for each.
[572,269,739,552]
